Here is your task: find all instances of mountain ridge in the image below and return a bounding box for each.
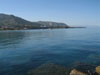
[0,13,69,30]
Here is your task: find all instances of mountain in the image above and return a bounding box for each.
[0,14,69,30]
[0,14,42,30]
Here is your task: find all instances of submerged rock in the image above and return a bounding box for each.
[28,63,70,75]
[73,62,96,74]
[96,66,100,75]
[28,62,99,75]
[70,69,88,75]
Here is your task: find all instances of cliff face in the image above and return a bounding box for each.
[0,14,69,30]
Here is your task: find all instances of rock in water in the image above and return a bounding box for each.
[96,66,100,75]
[70,69,88,75]
[28,63,70,75]
[73,62,96,74]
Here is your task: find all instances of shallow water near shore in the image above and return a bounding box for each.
[0,27,100,75]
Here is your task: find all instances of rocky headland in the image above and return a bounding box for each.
[0,13,86,30]
[0,14,69,30]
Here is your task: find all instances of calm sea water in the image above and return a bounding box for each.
[0,27,100,75]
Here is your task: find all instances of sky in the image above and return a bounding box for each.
[0,0,100,26]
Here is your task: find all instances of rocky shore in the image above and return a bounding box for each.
[28,63,100,75]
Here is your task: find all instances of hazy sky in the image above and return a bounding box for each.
[0,0,100,26]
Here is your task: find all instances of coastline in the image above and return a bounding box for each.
[0,27,86,31]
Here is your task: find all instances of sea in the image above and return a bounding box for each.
[0,26,100,75]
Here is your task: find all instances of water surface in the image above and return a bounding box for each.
[0,27,100,75]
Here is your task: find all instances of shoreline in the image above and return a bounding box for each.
[0,27,86,31]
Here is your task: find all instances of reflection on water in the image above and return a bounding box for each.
[0,31,26,47]
[0,27,100,75]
